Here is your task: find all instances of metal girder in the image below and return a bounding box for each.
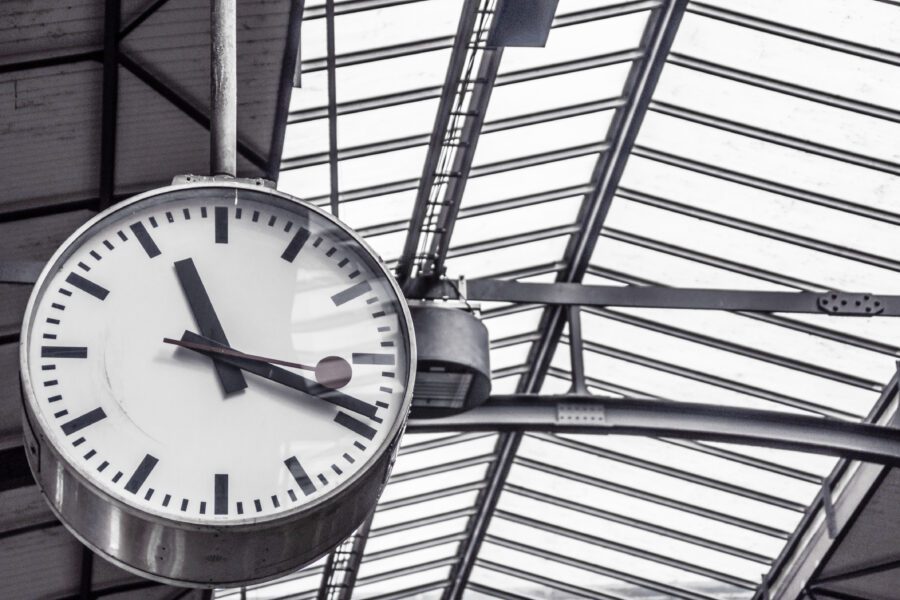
[267,0,305,181]
[98,0,121,210]
[396,0,499,285]
[440,3,699,596]
[414,277,900,316]
[407,395,900,465]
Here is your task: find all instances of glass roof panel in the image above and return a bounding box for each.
[372,490,479,530]
[485,63,631,120]
[460,154,597,206]
[354,565,449,599]
[366,517,470,556]
[673,10,900,110]
[334,0,461,55]
[450,196,582,248]
[444,234,572,279]
[336,48,452,102]
[336,98,438,148]
[506,462,786,557]
[472,112,612,166]
[698,0,900,51]
[339,189,417,231]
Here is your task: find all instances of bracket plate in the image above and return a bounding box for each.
[817,292,884,315]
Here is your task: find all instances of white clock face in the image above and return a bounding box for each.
[22,185,412,525]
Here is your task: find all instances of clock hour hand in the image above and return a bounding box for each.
[173,258,247,395]
[166,331,378,420]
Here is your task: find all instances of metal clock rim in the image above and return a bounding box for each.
[19,180,417,532]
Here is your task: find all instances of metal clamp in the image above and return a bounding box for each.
[817,292,884,315]
[172,174,276,188]
[556,402,606,425]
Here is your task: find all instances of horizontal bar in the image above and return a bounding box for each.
[406,395,900,465]
[476,558,622,600]
[414,278,900,315]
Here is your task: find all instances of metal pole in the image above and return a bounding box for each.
[211,0,237,177]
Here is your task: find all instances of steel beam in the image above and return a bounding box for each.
[316,510,374,600]
[443,3,689,597]
[407,395,900,465]
[413,277,900,316]
[325,0,339,216]
[395,0,488,284]
[267,0,305,181]
[98,0,121,210]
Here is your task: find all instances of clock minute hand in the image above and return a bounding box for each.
[167,332,378,420]
[173,258,247,395]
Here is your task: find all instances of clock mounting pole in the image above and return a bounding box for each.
[211,0,237,177]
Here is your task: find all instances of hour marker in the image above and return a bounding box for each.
[48,395,62,402]
[59,288,72,296]
[54,410,68,418]
[43,333,57,340]
[163,494,171,507]
[131,222,161,258]
[313,237,322,247]
[215,474,228,515]
[52,303,65,310]
[376,401,389,408]
[183,208,191,220]
[66,272,109,300]
[42,346,88,359]
[61,407,106,435]
[318,474,329,485]
[113,471,122,482]
[103,240,114,250]
[166,211,174,223]
[236,501,243,514]
[281,227,310,262]
[377,326,390,332]
[284,456,316,496]
[352,353,395,365]
[343,453,355,464]
[383,371,395,378]
[215,207,228,243]
[145,488,154,501]
[332,281,372,306]
[366,297,377,305]
[354,441,366,451]
[252,210,259,222]
[254,499,262,512]
[77,261,90,271]
[349,270,360,279]
[288,489,297,502]
[117,230,127,241]
[181,499,189,511]
[47,318,60,324]
[98,461,108,472]
[326,247,336,257]
[372,311,386,318]
[201,206,208,218]
[124,454,158,494]
[271,495,280,508]
[338,258,348,268]
[84,449,96,460]
[284,221,293,232]
[200,502,206,514]
[44,380,58,387]
[381,341,394,348]
[149,216,158,228]
[236,207,243,219]
[42,365,55,371]
[335,411,377,440]
[90,250,101,260]
[331,464,342,475]
[267,215,276,227]
[73,437,86,447]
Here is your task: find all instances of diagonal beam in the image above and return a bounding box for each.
[441,2,689,598]
[395,0,497,287]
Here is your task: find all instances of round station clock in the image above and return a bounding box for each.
[19,181,415,586]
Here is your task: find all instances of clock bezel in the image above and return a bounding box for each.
[19,181,417,585]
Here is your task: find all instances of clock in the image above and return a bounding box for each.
[18,181,416,586]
